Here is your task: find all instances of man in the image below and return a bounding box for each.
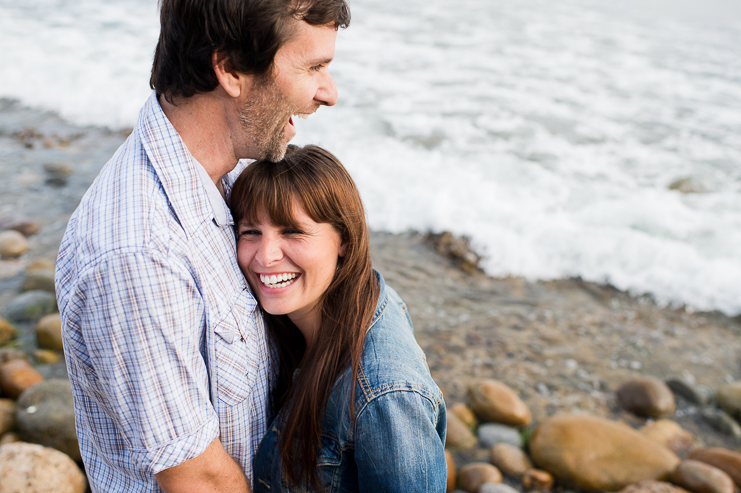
[55,1,349,491]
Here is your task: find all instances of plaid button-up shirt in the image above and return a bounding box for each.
[56,92,272,492]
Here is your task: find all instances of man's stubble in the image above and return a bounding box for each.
[238,75,295,163]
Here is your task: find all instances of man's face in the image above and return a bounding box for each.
[238,21,339,162]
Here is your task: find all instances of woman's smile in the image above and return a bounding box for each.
[258,272,300,289]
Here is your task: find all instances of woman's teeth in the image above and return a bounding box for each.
[260,273,297,288]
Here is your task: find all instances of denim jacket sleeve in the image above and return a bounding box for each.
[354,386,447,492]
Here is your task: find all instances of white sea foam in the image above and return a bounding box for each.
[1,0,740,314]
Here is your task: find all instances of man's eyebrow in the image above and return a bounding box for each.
[307,57,333,67]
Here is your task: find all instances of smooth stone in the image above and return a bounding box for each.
[490,443,532,476]
[700,409,741,438]
[668,177,709,194]
[0,431,20,445]
[478,423,522,448]
[446,449,456,493]
[0,317,17,346]
[0,259,24,279]
[479,483,519,493]
[0,359,44,399]
[33,349,62,365]
[529,414,680,491]
[22,269,56,293]
[665,378,711,405]
[467,379,532,427]
[618,480,690,493]
[451,402,478,429]
[0,348,27,365]
[43,163,74,186]
[3,290,57,322]
[716,382,741,422]
[26,258,55,272]
[640,419,695,453]
[617,377,676,418]
[0,230,29,258]
[0,399,15,435]
[447,410,477,449]
[522,469,554,490]
[16,379,79,461]
[35,313,63,351]
[458,463,502,493]
[671,460,734,493]
[0,216,40,237]
[687,448,741,487]
[0,442,86,493]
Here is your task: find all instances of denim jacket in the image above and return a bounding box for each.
[253,272,447,492]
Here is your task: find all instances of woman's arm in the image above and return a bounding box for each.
[354,388,447,492]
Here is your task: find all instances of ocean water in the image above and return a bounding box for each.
[1,0,740,315]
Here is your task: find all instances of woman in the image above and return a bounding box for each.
[229,144,447,492]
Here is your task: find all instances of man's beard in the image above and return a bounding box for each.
[238,75,294,163]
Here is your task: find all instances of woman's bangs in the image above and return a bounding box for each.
[241,169,300,228]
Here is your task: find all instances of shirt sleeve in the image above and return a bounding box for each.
[354,388,447,493]
[65,250,219,474]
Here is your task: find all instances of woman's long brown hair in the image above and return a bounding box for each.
[229,144,380,489]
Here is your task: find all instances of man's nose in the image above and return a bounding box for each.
[315,72,338,107]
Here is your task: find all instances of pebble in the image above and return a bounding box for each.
[715,382,741,422]
[447,410,477,449]
[639,419,694,453]
[467,379,532,427]
[617,377,676,418]
[0,317,17,346]
[0,399,15,435]
[670,460,734,493]
[26,258,56,272]
[528,414,680,491]
[668,177,710,194]
[16,379,80,461]
[0,432,19,445]
[687,448,741,487]
[700,409,741,438]
[489,443,532,476]
[665,377,712,405]
[618,480,690,493]
[0,216,40,237]
[0,359,45,399]
[0,442,86,493]
[33,349,62,365]
[3,290,57,322]
[0,348,27,365]
[479,483,519,493]
[43,162,74,186]
[35,313,63,351]
[478,423,522,448]
[22,268,56,293]
[458,463,502,493]
[522,469,554,491]
[0,230,29,258]
[446,449,456,493]
[451,402,478,429]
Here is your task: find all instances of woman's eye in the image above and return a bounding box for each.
[238,229,260,237]
[282,228,304,235]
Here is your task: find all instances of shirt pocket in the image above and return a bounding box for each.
[278,432,342,493]
[213,289,260,407]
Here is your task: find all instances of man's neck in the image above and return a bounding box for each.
[159,92,240,188]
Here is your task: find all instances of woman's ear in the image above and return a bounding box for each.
[339,242,347,258]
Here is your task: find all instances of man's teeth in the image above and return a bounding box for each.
[293,113,309,120]
[259,273,297,288]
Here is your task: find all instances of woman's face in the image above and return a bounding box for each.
[236,204,344,336]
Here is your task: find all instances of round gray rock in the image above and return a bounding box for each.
[3,290,57,322]
[666,377,712,405]
[478,423,523,448]
[716,382,741,422]
[0,442,86,493]
[16,379,80,461]
[701,408,741,438]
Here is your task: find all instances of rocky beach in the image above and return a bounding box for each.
[1,100,741,492]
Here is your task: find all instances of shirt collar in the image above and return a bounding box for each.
[193,159,230,227]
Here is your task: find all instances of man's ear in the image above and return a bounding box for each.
[213,51,249,98]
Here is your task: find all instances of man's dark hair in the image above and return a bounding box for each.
[150,0,350,103]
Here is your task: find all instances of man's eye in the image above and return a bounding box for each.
[311,64,325,72]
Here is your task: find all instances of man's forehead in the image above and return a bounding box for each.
[276,21,338,66]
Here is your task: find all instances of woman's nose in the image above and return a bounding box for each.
[256,236,283,265]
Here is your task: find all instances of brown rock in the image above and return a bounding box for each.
[0,317,17,346]
[619,480,691,493]
[33,349,62,365]
[490,443,532,476]
[446,409,477,449]
[0,216,40,237]
[26,258,55,272]
[0,348,27,365]
[529,414,680,491]
[0,230,29,258]
[467,379,532,426]
[617,377,676,418]
[640,419,695,453]
[451,402,477,429]
[671,460,734,493]
[458,463,502,493]
[0,359,44,399]
[22,269,56,293]
[35,313,63,351]
[522,469,554,491]
[446,449,456,493]
[0,442,86,493]
[716,382,741,423]
[0,432,20,445]
[0,399,15,435]
[687,448,741,487]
